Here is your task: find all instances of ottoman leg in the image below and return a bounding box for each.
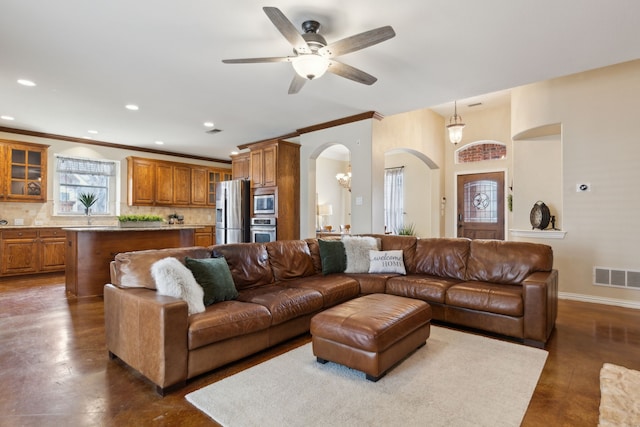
[317,357,329,364]
[366,373,385,382]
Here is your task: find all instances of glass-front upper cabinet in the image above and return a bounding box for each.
[1,140,48,202]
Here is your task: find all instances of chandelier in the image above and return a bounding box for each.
[336,165,352,192]
[446,100,466,145]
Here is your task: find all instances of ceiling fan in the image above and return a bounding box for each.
[222,7,396,94]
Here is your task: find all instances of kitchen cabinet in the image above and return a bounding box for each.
[127,156,230,207]
[0,139,48,203]
[250,144,277,188]
[231,152,250,180]
[207,169,232,205]
[194,226,215,246]
[0,228,65,276]
[243,139,300,240]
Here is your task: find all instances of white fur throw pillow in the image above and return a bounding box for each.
[150,257,205,315]
[368,250,406,275]
[342,236,380,273]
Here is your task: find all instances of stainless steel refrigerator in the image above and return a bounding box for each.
[215,179,250,244]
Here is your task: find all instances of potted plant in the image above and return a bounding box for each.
[78,192,98,225]
[396,223,416,236]
[117,214,165,228]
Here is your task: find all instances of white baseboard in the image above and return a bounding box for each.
[559,292,640,310]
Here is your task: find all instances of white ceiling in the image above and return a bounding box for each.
[1,1,639,161]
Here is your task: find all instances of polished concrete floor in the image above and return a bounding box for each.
[1,273,639,426]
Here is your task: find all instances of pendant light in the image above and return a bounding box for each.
[446,101,465,145]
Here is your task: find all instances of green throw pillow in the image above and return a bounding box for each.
[185,257,238,305]
[318,239,347,275]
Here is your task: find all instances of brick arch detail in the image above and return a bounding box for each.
[456,140,507,164]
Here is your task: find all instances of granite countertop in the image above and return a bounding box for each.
[62,225,207,232]
[0,224,209,231]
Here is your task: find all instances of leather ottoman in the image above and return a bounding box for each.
[310,293,432,381]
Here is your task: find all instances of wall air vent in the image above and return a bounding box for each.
[206,128,222,134]
[594,267,640,290]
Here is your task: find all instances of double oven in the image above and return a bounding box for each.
[250,192,277,243]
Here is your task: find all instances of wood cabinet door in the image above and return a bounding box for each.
[155,163,173,205]
[128,158,155,205]
[250,150,263,188]
[262,145,277,187]
[191,167,208,206]
[173,165,191,205]
[4,142,47,202]
[40,238,66,271]
[1,238,38,274]
[232,153,250,180]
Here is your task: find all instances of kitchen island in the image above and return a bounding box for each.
[64,226,201,297]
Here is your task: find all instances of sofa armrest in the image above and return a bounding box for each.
[522,270,558,346]
[104,284,189,391]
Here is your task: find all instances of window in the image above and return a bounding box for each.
[55,155,118,216]
[384,167,404,234]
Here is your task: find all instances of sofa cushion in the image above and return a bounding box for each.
[304,239,323,274]
[317,239,347,275]
[280,275,359,308]
[185,257,238,305]
[368,250,406,275]
[150,257,206,315]
[113,246,212,289]
[237,285,324,325]
[342,236,380,273]
[446,281,523,316]
[386,275,462,304]
[465,240,553,284]
[414,238,470,280]
[188,301,272,350]
[376,234,418,274]
[266,240,316,281]
[212,243,274,289]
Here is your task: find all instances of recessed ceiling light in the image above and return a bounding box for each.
[88,130,98,134]
[204,121,215,128]
[125,104,139,111]
[1,115,15,121]
[155,140,164,145]
[17,79,36,87]
[231,151,239,155]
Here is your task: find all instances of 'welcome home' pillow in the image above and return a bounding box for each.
[368,250,407,275]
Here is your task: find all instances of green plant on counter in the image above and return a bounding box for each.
[117,214,165,222]
[78,193,98,212]
[397,223,416,236]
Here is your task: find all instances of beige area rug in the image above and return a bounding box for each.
[599,363,640,427]
[186,326,548,427]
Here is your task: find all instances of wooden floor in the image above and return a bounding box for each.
[1,274,640,427]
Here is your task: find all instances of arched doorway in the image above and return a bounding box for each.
[384,148,441,237]
[316,144,351,233]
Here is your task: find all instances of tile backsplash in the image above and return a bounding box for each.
[0,202,215,227]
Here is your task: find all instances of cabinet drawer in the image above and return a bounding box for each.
[196,226,213,233]
[1,229,38,239]
[39,228,64,238]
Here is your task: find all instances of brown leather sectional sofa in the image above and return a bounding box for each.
[104,235,558,394]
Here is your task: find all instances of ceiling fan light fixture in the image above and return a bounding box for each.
[292,54,329,80]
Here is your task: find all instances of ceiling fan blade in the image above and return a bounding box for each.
[263,7,310,54]
[327,60,377,85]
[222,56,291,64]
[320,26,395,58]
[288,74,307,94]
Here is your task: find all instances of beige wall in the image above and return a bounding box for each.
[0,131,229,227]
[443,104,512,237]
[510,59,640,307]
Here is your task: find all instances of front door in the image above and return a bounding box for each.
[457,172,505,240]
